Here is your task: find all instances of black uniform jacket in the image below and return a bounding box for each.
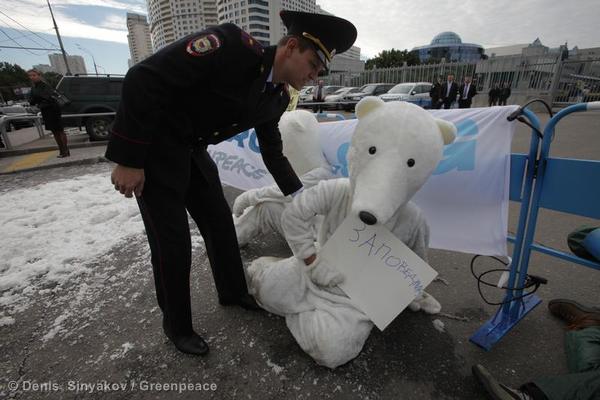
[105,23,302,195]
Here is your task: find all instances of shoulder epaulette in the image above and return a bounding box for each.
[240,30,264,56]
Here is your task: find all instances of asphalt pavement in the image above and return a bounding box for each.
[0,109,599,399]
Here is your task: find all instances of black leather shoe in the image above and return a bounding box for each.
[219,293,262,310]
[163,317,209,356]
[472,364,528,400]
[169,333,209,356]
[548,299,600,325]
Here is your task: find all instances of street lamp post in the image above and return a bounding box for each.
[76,44,98,76]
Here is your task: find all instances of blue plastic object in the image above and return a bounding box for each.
[470,294,541,351]
[471,102,600,351]
[583,228,600,262]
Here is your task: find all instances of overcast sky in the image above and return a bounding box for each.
[0,0,599,75]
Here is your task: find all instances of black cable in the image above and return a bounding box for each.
[0,27,40,55]
[470,255,546,306]
[0,9,59,48]
[507,98,554,122]
[516,116,544,139]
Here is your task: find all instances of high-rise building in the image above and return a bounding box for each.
[215,1,362,72]
[32,64,56,74]
[147,0,219,51]
[217,0,317,47]
[48,54,87,75]
[127,13,153,65]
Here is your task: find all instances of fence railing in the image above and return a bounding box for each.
[0,114,45,150]
[0,112,116,151]
[325,56,600,107]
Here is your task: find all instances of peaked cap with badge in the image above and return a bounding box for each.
[280,10,357,70]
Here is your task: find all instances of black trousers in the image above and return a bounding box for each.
[137,142,248,336]
[458,99,472,109]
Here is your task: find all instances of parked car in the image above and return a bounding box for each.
[56,75,124,141]
[378,82,433,108]
[323,87,360,109]
[298,86,314,103]
[0,105,36,132]
[299,85,344,107]
[342,83,395,111]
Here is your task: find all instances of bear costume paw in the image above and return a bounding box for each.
[306,255,345,287]
[408,292,441,314]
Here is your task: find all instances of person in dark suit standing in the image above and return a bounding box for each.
[488,84,500,107]
[458,76,477,108]
[498,82,511,106]
[312,79,325,113]
[441,73,459,109]
[107,11,357,356]
[429,76,443,109]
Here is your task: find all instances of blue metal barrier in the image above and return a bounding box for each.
[314,112,346,122]
[471,102,600,350]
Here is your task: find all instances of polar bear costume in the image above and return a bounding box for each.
[246,98,456,369]
[233,110,335,246]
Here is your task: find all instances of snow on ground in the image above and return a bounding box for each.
[0,173,145,323]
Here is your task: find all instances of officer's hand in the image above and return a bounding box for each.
[111,164,145,198]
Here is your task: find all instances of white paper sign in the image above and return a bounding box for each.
[319,215,438,331]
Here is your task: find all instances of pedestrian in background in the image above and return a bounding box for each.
[458,75,477,109]
[27,69,70,158]
[429,76,443,109]
[441,73,459,109]
[312,79,325,113]
[498,82,511,106]
[488,83,500,107]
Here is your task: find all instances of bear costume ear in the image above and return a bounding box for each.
[435,119,457,145]
[355,97,385,119]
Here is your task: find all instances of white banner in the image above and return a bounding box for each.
[209,106,518,256]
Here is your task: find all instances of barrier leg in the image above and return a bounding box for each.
[470,295,541,351]
[470,108,543,350]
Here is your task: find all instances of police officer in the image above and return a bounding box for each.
[107,11,357,356]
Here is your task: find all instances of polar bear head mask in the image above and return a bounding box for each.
[347,98,456,226]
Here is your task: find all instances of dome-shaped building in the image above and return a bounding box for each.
[411,32,486,63]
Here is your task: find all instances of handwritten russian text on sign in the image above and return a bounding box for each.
[319,215,438,330]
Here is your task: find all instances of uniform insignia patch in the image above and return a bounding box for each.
[241,30,263,55]
[186,34,220,56]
